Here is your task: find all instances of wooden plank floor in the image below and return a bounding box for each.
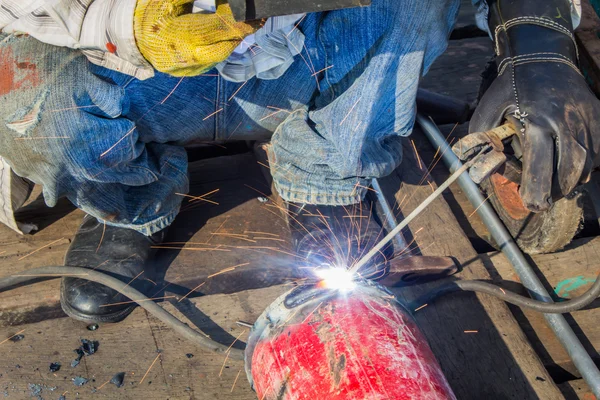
[0,145,563,400]
[1,2,599,399]
[0,154,292,399]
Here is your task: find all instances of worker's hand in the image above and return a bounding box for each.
[133,0,262,76]
[470,61,600,212]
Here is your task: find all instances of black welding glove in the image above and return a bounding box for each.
[470,0,600,212]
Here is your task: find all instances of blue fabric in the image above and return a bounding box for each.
[0,0,459,235]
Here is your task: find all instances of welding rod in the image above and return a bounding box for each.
[349,156,477,275]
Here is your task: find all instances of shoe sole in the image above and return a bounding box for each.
[60,282,137,324]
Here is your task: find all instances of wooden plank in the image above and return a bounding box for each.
[378,134,562,399]
[558,379,597,400]
[421,37,493,105]
[0,285,286,399]
[0,199,82,327]
[480,236,600,377]
[0,153,294,327]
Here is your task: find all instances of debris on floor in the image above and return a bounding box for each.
[49,362,61,373]
[72,376,89,387]
[8,335,24,343]
[110,372,126,388]
[27,383,56,399]
[71,339,99,367]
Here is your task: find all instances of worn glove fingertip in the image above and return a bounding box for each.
[519,184,552,212]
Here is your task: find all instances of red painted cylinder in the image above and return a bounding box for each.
[245,283,455,400]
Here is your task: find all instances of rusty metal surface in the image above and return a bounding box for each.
[452,122,519,184]
[468,150,507,183]
[490,173,530,220]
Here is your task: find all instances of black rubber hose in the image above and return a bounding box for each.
[1,266,599,360]
[410,274,600,313]
[0,266,244,360]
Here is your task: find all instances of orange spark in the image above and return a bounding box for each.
[256,161,270,170]
[18,238,66,260]
[178,282,206,303]
[100,126,136,158]
[161,77,184,104]
[0,329,25,346]
[225,329,248,353]
[96,220,106,253]
[139,353,161,384]
[187,189,220,202]
[96,379,112,390]
[311,65,334,76]
[203,108,223,121]
[176,192,219,206]
[231,369,242,392]
[414,304,428,312]
[427,180,435,193]
[211,233,257,243]
[339,97,361,126]
[285,14,306,38]
[303,43,319,89]
[411,140,423,170]
[207,263,250,279]
[207,217,229,244]
[151,246,230,252]
[468,192,493,218]
[144,277,157,285]
[253,237,286,242]
[259,109,289,121]
[100,295,176,308]
[226,120,243,140]
[119,270,144,292]
[228,80,249,102]
[244,231,279,237]
[219,351,230,377]
[464,330,478,334]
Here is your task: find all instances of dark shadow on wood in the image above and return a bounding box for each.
[15,195,77,234]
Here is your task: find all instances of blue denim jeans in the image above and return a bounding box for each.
[0,0,459,235]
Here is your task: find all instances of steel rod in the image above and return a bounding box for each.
[371,178,408,251]
[417,113,600,397]
[350,162,472,275]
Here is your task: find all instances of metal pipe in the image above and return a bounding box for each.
[416,114,600,397]
[371,178,408,251]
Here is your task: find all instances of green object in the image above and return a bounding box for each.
[554,275,597,300]
[591,0,600,19]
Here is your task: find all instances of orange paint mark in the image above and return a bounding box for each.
[0,47,40,96]
[106,42,117,54]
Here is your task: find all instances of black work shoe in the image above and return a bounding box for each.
[60,214,168,323]
[287,201,389,280]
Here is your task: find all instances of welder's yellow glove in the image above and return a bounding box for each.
[134,0,262,77]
